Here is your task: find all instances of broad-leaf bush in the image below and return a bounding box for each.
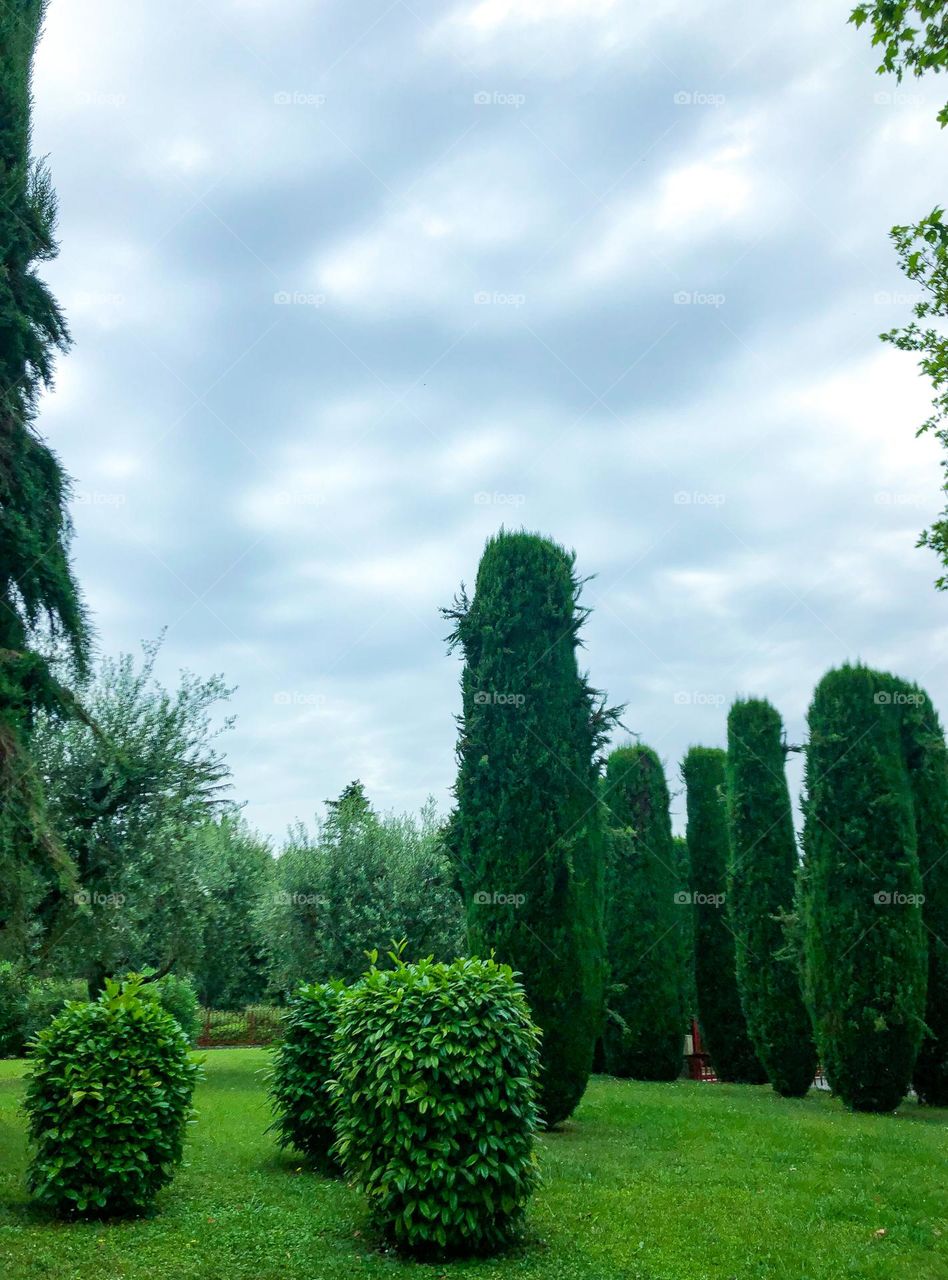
[332,953,541,1258]
[268,979,346,1168]
[153,972,201,1046]
[24,975,200,1215]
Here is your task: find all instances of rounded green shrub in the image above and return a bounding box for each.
[153,972,201,1046]
[267,979,346,1168]
[0,961,27,1057]
[725,699,817,1097]
[601,745,687,1080]
[801,665,927,1112]
[24,975,200,1215]
[332,954,541,1258]
[682,746,767,1084]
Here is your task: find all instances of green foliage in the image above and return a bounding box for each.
[0,0,90,959]
[24,975,200,1215]
[260,784,464,992]
[801,665,928,1112]
[601,745,686,1081]
[898,682,948,1105]
[0,961,26,1056]
[332,953,541,1258]
[672,835,696,1020]
[850,2,948,126]
[153,973,201,1047]
[267,980,346,1168]
[682,747,767,1084]
[725,699,817,1097]
[191,815,273,1009]
[446,530,618,1125]
[31,641,234,984]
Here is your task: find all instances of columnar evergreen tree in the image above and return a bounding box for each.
[682,747,767,1084]
[446,530,618,1126]
[725,699,816,1097]
[672,834,696,1022]
[801,665,927,1112]
[0,0,89,957]
[899,682,948,1106]
[601,745,686,1080]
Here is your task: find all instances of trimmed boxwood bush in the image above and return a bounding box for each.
[725,699,817,1097]
[24,975,200,1215]
[267,979,346,1168]
[332,953,541,1258]
[601,745,686,1080]
[801,665,927,1112]
[682,747,767,1084]
[445,530,616,1126]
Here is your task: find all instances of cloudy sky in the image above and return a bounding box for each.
[31,0,948,841]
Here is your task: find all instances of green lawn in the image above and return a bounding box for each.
[0,1050,945,1280]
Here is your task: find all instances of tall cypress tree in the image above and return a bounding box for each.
[682,747,767,1084]
[446,530,617,1126]
[601,745,686,1080]
[899,683,948,1106]
[801,665,927,1112]
[0,0,89,957]
[672,833,696,1024]
[725,699,816,1097]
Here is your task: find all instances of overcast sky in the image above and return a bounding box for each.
[32,0,948,842]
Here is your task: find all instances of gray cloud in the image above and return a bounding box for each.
[32,0,948,838]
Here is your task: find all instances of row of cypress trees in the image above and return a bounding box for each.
[447,530,947,1118]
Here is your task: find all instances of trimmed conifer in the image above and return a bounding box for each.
[672,834,696,1022]
[446,530,618,1126]
[725,699,816,1097]
[899,683,948,1106]
[801,665,927,1112]
[601,745,686,1080]
[682,747,767,1084]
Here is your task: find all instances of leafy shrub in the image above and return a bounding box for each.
[268,980,346,1168]
[332,953,541,1258]
[0,961,27,1057]
[24,975,200,1215]
[153,972,200,1046]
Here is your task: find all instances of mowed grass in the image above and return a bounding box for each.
[0,1050,945,1280]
